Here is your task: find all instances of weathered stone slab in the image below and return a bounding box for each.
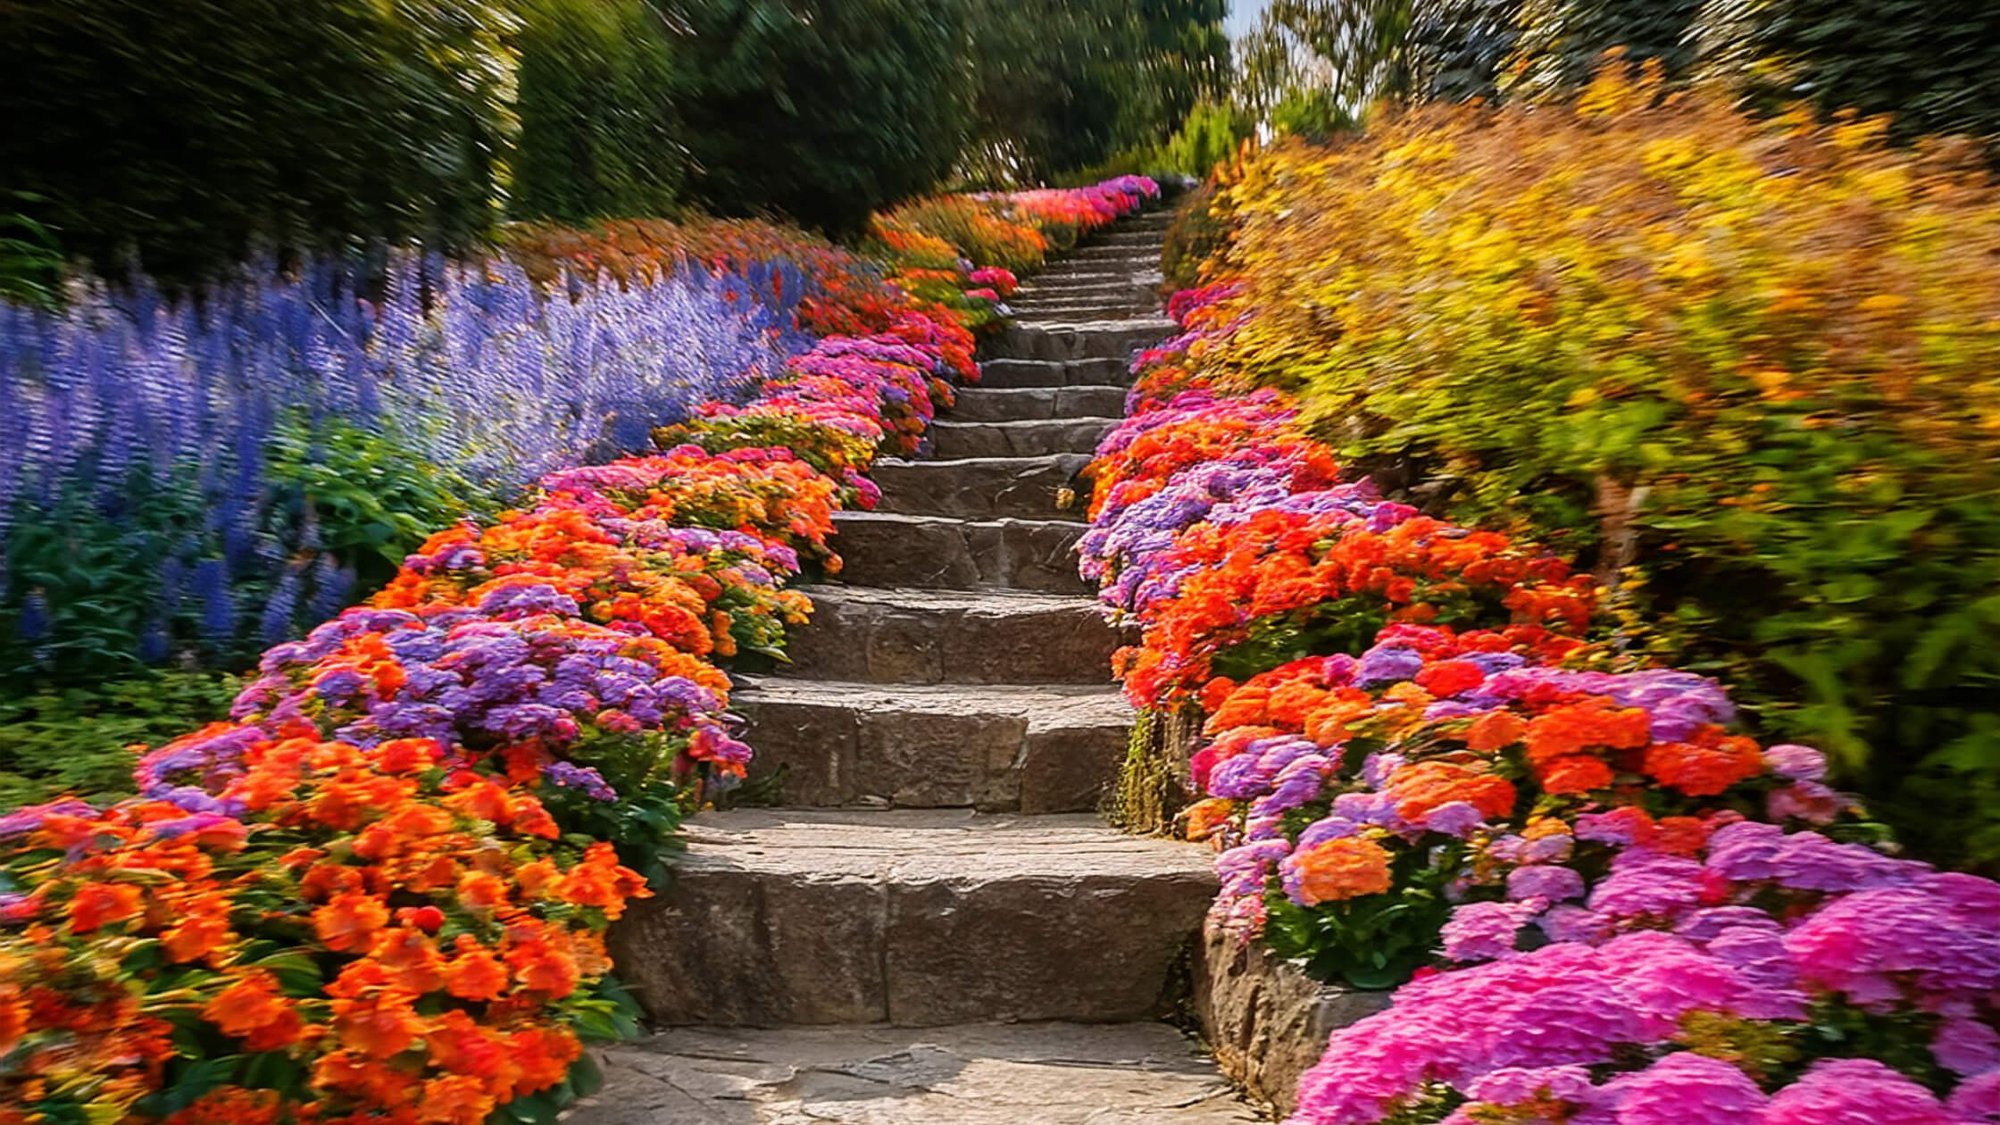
[1194,915,1394,1116]
[731,679,1131,812]
[829,511,1089,594]
[994,320,1177,362]
[950,386,1127,423]
[781,586,1122,685]
[930,418,1113,459]
[576,1022,1260,1124]
[609,811,1218,1028]
[871,453,1091,519]
[977,357,1132,390]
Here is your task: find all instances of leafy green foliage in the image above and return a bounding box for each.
[0,194,64,310]
[1261,845,1463,988]
[0,0,517,280]
[511,0,684,224]
[1708,0,2000,149]
[0,669,239,806]
[1210,72,2000,871]
[662,0,974,233]
[964,0,1229,185]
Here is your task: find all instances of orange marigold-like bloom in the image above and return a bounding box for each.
[1291,837,1394,906]
[161,902,234,963]
[1523,699,1651,764]
[331,991,425,1059]
[1386,760,1517,823]
[203,971,298,1047]
[418,1074,496,1125]
[444,935,510,1002]
[1181,797,1236,843]
[1537,754,1616,795]
[68,882,144,933]
[1645,732,1763,796]
[313,892,390,953]
[1464,710,1529,753]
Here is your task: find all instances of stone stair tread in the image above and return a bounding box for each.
[609,810,1217,1026]
[834,508,1084,530]
[582,1022,1260,1124]
[733,676,1131,728]
[794,583,1096,615]
[667,807,1212,884]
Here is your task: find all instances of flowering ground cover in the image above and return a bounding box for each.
[0,176,1158,1124]
[1081,262,2000,1119]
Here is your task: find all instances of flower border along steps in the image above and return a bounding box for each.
[585,211,1257,1122]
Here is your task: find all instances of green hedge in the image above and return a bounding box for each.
[511,0,684,225]
[0,0,517,278]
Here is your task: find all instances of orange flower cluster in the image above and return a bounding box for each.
[1289,837,1395,906]
[1,736,640,1124]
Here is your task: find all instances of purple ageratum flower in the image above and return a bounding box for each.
[1425,800,1489,838]
[1355,645,1424,687]
[1207,735,1320,801]
[1296,815,1362,850]
[1783,883,2000,1010]
[1599,1053,1767,1125]
[1250,753,1335,820]
[1765,1058,1953,1125]
[476,582,582,619]
[1934,1016,2000,1079]
[1508,864,1587,903]
[0,797,97,838]
[1442,900,1541,963]
[542,761,618,803]
[1947,1068,2000,1120]
[1763,743,1829,782]
[1587,851,1706,922]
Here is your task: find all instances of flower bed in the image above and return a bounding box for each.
[1080,273,2000,1120]
[0,176,1159,1124]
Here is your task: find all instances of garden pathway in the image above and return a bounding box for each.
[573,210,1257,1123]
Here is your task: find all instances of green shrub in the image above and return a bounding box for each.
[663,0,974,233]
[0,0,517,280]
[511,0,685,224]
[1207,68,2000,870]
[1707,0,2000,149]
[0,669,240,807]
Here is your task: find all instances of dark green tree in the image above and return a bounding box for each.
[662,0,974,233]
[0,0,517,280]
[511,0,685,224]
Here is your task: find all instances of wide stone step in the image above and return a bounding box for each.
[992,320,1178,362]
[1068,245,1165,265]
[873,452,1089,519]
[952,385,1127,423]
[780,585,1119,684]
[931,418,1114,459]
[608,810,1216,1026]
[579,1022,1259,1124]
[1009,305,1163,323]
[830,510,1087,594]
[731,678,1130,813]
[979,356,1131,389]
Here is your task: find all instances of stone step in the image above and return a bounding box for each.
[1068,245,1165,265]
[1008,304,1162,323]
[830,510,1087,594]
[731,678,1130,813]
[992,320,1177,362]
[608,810,1216,1026]
[931,417,1114,459]
[978,356,1131,389]
[1012,283,1157,305]
[780,585,1119,685]
[952,385,1128,423]
[1027,268,1165,290]
[873,452,1089,519]
[579,1022,1259,1124]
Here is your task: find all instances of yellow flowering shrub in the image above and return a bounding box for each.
[1197,63,2000,869]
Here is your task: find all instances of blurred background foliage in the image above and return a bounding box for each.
[0,0,1232,278]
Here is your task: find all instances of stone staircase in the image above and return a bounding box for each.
[581,209,1255,1123]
